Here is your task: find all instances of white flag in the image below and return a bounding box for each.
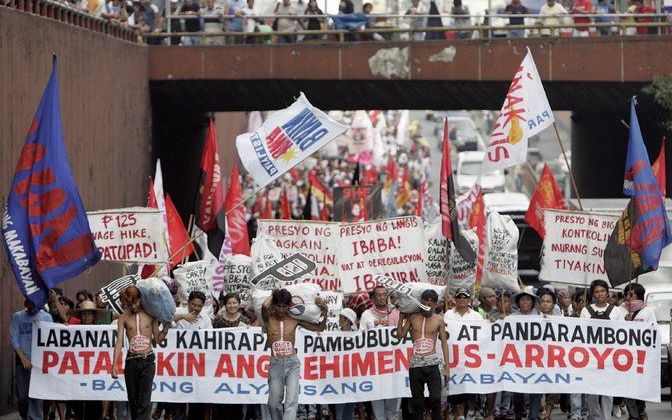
[481,50,554,173]
[236,93,348,188]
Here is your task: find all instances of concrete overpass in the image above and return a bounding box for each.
[148,37,672,112]
[148,37,672,200]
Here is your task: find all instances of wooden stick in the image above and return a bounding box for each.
[147,231,205,278]
[553,122,583,211]
[183,214,195,265]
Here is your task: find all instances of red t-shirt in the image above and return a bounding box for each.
[572,0,593,30]
[68,316,81,325]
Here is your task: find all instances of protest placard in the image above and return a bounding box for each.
[88,207,169,264]
[481,212,520,292]
[448,229,478,295]
[256,220,339,290]
[540,210,619,286]
[320,291,343,331]
[173,260,216,315]
[220,255,252,306]
[333,185,383,222]
[336,216,427,293]
[31,317,661,403]
[99,274,140,315]
[424,223,448,285]
[250,253,317,289]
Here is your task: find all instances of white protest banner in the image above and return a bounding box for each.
[445,317,660,402]
[424,223,448,285]
[540,210,619,286]
[173,260,216,315]
[257,220,340,290]
[88,207,169,264]
[31,318,661,403]
[250,234,283,278]
[448,229,478,295]
[236,92,348,189]
[221,254,252,306]
[481,51,554,173]
[321,291,344,331]
[336,216,427,293]
[481,212,520,292]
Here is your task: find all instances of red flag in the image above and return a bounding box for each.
[141,178,161,278]
[440,118,476,263]
[468,190,486,283]
[280,186,292,219]
[196,119,226,255]
[166,194,195,268]
[309,172,333,205]
[147,176,157,208]
[320,202,329,221]
[261,193,274,219]
[224,165,251,256]
[416,181,425,217]
[652,138,666,198]
[525,163,568,238]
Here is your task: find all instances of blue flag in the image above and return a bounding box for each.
[605,100,672,285]
[2,57,101,308]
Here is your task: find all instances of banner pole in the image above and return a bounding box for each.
[184,214,195,265]
[225,186,265,216]
[149,231,205,278]
[553,122,583,211]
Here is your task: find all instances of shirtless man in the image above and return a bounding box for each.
[397,289,449,420]
[111,285,170,420]
[261,288,328,420]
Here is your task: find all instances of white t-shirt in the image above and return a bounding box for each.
[580,303,626,321]
[173,307,213,330]
[628,306,657,324]
[444,308,484,322]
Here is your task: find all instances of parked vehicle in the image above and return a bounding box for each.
[436,117,484,152]
[456,152,505,195]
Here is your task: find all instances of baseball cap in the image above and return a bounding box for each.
[454,287,471,298]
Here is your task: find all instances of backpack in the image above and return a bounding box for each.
[586,304,614,320]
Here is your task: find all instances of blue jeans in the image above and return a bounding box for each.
[371,398,400,419]
[570,393,587,419]
[495,391,512,413]
[268,355,300,420]
[15,364,43,420]
[513,393,541,420]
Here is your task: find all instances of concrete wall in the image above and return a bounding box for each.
[0,7,151,414]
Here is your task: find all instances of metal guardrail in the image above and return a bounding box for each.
[1,0,137,42]
[2,1,670,44]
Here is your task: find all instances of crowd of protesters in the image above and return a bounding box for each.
[11,276,657,420]
[9,0,666,43]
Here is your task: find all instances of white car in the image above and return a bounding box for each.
[456,151,505,194]
[482,192,530,214]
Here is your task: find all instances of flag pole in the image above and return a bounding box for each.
[553,122,583,211]
[225,186,265,216]
[149,231,205,278]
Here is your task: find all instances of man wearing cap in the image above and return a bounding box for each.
[510,286,542,420]
[580,279,625,420]
[444,287,482,420]
[444,287,482,322]
[11,299,53,420]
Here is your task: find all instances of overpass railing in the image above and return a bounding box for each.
[2,2,669,45]
[1,0,137,41]
[146,11,671,44]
